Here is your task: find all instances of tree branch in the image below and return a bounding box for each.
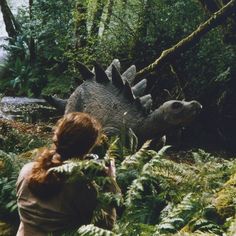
[135,0,236,82]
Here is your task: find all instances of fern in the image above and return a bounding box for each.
[122,147,173,224]
[121,142,158,171]
[103,127,139,165]
[116,147,236,235]
[0,150,21,176]
[190,218,223,235]
[154,193,202,234]
[124,145,190,208]
[0,150,26,217]
[50,158,123,228]
[116,141,158,191]
[76,224,117,236]
[104,137,121,161]
[50,159,107,181]
[174,231,219,236]
[115,222,156,236]
[127,128,138,154]
[2,128,236,236]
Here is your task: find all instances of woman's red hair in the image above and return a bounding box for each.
[28,112,101,199]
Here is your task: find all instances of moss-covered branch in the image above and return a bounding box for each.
[135,0,236,81]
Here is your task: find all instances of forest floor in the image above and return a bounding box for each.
[1,118,236,235]
[0,119,52,138]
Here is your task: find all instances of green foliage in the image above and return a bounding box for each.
[49,158,107,183]
[1,0,236,233]
[76,224,116,236]
[154,194,223,235]
[1,0,235,116]
[41,73,72,97]
[0,0,75,97]
[0,150,25,218]
[1,131,236,235]
[27,0,75,64]
[114,146,236,235]
[0,124,49,154]
[103,128,139,166]
[1,35,48,96]
[50,158,123,227]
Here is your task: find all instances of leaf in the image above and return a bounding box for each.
[77,224,116,236]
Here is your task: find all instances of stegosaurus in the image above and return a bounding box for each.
[44,59,202,144]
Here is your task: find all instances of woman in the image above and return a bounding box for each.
[16,112,118,235]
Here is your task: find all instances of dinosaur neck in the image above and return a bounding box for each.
[139,108,171,141]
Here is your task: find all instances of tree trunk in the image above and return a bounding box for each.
[29,0,36,64]
[135,0,236,82]
[90,0,105,37]
[103,0,114,33]
[137,0,152,38]
[75,1,88,48]
[131,0,153,65]
[0,0,20,38]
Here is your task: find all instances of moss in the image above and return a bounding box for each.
[213,174,236,220]
[0,221,14,236]
[0,119,51,154]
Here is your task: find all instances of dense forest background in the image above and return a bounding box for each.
[1,0,236,153]
[0,0,236,235]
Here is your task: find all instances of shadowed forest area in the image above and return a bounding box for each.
[0,0,236,235]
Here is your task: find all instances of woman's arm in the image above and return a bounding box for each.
[95,159,121,230]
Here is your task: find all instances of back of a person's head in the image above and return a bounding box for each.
[53,112,101,160]
[28,112,101,199]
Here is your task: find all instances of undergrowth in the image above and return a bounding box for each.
[0,135,236,235]
[0,120,50,154]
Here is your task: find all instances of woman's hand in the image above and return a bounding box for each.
[106,159,116,179]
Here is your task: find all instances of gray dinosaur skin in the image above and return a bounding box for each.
[44,60,202,144]
[65,81,202,142]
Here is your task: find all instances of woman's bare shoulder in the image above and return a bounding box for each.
[18,162,35,180]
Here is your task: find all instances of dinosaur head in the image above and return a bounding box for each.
[157,100,202,126]
[138,99,202,142]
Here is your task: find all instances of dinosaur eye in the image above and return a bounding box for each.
[172,102,183,110]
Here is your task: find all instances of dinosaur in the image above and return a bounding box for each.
[44,59,202,144]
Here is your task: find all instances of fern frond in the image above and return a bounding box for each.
[0,150,21,176]
[104,133,132,164]
[121,144,158,171]
[96,192,123,210]
[49,158,123,230]
[49,159,106,181]
[122,147,176,224]
[115,222,156,236]
[174,231,218,236]
[0,150,25,216]
[190,218,223,235]
[76,224,117,236]
[155,193,201,234]
[49,161,78,174]
[104,137,120,161]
